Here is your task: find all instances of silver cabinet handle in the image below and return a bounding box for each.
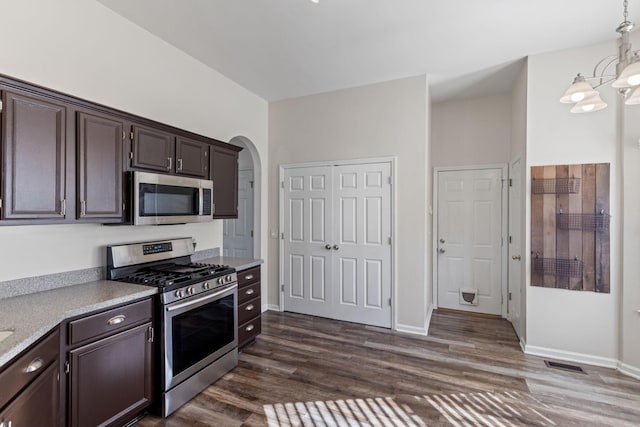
[245,304,255,311]
[333,244,339,250]
[325,244,332,250]
[177,158,183,171]
[512,255,521,260]
[24,357,44,373]
[245,289,255,296]
[107,314,126,325]
[245,324,254,332]
[439,248,445,253]
[167,157,173,170]
[244,274,254,280]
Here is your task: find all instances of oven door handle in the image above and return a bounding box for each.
[166,283,237,312]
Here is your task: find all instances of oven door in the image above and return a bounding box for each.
[162,283,237,390]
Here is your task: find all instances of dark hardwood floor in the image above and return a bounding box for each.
[136,310,640,426]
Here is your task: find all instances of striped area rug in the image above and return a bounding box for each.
[263,391,555,426]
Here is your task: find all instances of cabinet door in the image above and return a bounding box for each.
[131,124,174,173]
[210,145,239,218]
[175,136,208,178]
[0,363,60,427]
[1,90,71,219]
[69,323,153,427]
[77,111,124,221]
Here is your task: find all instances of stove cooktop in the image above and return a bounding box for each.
[119,262,234,289]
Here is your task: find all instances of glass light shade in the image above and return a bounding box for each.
[560,75,597,103]
[570,92,608,113]
[612,58,640,88]
[625,86,640,105]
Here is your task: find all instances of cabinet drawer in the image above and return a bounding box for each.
[68,299,152,346]
[238,296,261,325]
[237,266,260,287]
[238,317,261,347]
[0,328,59,410]
[238,282,261,304]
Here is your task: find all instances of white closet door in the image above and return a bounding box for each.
[283,166,334,318]
[223,169,254,257]
[282,161,392,328]
[332,163,391,327]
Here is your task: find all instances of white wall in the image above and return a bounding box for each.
[525,40,619,364]
[269,76,431,332]
[431,93,512,167]
[620,53,640,375]
[0,1,268,283]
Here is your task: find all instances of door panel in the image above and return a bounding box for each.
[437,168,503,315]
[175,136,208,178]
[283,162,391,328]
[131,124,174,173]
[224,170,254,257]
[509,159,523,338]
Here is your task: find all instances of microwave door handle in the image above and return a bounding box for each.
[199,188,204,216]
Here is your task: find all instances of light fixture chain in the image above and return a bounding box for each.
[624,0,628,20]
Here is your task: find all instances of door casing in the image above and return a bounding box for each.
[432,164,509,318]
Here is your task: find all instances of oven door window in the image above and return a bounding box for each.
[139,183,199,216]
[171,293,235,376]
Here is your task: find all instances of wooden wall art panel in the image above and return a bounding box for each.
[530,163,610,293]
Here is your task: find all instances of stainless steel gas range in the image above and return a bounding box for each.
[106,237,238,417]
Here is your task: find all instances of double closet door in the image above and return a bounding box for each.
[282,161,392,328]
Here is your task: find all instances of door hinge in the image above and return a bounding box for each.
[251,230,254,237]
[122,130,126,140]
[501,294,504,304]
[123,202,126,212]
[0,198,2,209]
[281,285,284,292]
[388,298,392,307]
[148,326,154,343]
[0,99,3,113]
[250,181,254,189]
[130,131,134,140]
[281,181,284,189]
[64,360,70,374]
[509,178,513,187]
[509,292,512,301]
[129,152,133,159]
[388,176,392,185]
[281,232,284,240]
[501,237,504,246]
[388,236,392,245]
[509,235,513,243]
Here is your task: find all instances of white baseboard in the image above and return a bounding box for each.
[618,362,640,380]
[264,304,280,312]
[524,344,618,369]
[519,337,526,353]
[424,304,434,335]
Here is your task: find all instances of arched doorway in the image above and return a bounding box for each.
[224,136,261,259]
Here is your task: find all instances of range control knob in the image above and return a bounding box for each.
[226,275,232,283]
[175,290,184,298]
[217,277,224,285]
[188,287,195,295]
[203,282,210,290]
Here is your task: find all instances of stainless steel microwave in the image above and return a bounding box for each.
[129,171,214,225]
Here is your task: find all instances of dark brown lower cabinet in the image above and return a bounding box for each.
[0,363,60,427]
[68,322,153,427]
[237,266,262,349]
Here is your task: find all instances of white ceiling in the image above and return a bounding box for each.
[97,0,640,102]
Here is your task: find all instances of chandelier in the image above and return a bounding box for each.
[560,0,640,113]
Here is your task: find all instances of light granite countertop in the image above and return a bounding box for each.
[197,256,263,271]
[0,281,157,368]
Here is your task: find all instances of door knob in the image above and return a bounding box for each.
[333,244,340,250]
[325,244,332,250]
[512,255,521,260]
[439,248,445,253]
[440,238,445,243]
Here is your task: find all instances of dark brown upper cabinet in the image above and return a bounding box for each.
[131,123,175,173]
[76,111,124,222]
[1,89,75,221]
[210,143,241,218]
[175,136,208,178]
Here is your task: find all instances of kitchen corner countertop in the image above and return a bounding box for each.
[199,256,263,272]
[0,281,157,369]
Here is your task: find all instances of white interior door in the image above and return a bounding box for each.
[282,161,392,328]
[508,159,523,338]
[283,166,334,319]
[223,169,254,258]
[437,168,504,315]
